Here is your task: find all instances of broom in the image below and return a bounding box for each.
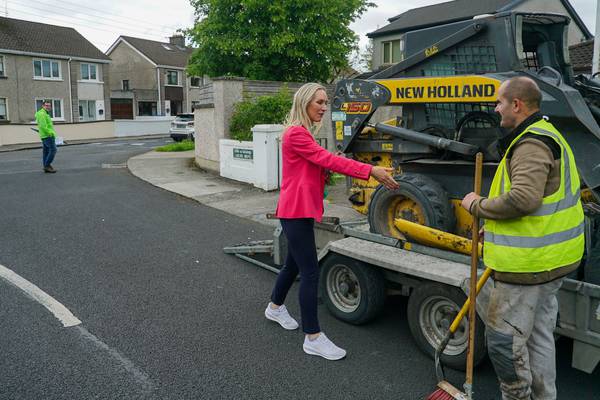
[426,152,484,400]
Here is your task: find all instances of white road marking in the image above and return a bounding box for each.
[76,326,155,393]
[0,263,81,327]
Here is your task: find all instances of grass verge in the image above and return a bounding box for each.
[155,139,194,152]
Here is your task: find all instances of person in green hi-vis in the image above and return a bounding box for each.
[34,100,58,173]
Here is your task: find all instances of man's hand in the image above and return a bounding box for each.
[461,192,481,213]
[370,166,399,190]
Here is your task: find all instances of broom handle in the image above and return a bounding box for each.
[466,152,483,390]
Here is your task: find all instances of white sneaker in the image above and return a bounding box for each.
[303,333,346,360]
[264,303,299,330]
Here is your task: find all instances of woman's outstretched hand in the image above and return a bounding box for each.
[370,166,399,190]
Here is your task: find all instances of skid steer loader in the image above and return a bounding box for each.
[332,11,600,280]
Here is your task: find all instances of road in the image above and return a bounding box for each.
[0,139,598,399]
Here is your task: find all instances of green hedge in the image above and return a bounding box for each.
[229,88,292,141]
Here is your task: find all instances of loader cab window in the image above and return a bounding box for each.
[516,14,570,77]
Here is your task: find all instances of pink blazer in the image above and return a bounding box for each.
[276,125,372,222]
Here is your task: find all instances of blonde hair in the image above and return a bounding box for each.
[285,82,327,134]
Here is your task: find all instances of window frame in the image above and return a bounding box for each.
[382,38,404,65]
[78,99,97,121]
[0,98,8,121]
[138,101,157,116]
[122,79,130,91]
[35,98,65,121]
[33,59,62,80]
[166,70,180,86]
[0,55,5,77]
[80,63,99,81]
[190,76,201,87]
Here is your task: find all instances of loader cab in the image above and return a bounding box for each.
[514,13,573,84]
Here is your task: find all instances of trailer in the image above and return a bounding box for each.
[225,215,600,373]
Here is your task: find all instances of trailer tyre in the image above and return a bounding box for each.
[320,254,386,325]
[407,282,486,371]
[368,173,455,239]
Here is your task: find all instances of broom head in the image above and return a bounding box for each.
[425,381,468,400]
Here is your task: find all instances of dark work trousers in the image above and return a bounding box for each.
[270,218,321,334]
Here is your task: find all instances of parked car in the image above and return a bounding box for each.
[169,113,195,142]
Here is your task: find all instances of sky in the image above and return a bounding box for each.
[1,0,596,56]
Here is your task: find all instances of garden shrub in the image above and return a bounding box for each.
[229,88,292,141]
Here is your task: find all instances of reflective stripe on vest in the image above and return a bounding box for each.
[483,119,584,273]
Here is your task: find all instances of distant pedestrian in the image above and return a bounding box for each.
[34,100,58,173]
[264,83,399,360]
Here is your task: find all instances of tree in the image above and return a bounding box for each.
[359,39,374,72]
[187,0,374,82]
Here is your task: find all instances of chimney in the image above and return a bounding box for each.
[169,35,185,48]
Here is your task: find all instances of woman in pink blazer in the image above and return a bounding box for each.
[264,83,399,360]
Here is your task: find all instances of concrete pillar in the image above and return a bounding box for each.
[195,77,244,172]
[252,124,284,191]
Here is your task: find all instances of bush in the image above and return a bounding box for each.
[229,88,292,141]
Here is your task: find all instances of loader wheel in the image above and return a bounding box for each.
[320,254,386,325]
[407,282,487,371]
[368,173,455,238]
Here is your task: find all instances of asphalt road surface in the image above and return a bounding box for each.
[0,139,598,399]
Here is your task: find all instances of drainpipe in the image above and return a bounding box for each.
[156,67,162,116]
[68,58,73,122]
[593,0,600,75]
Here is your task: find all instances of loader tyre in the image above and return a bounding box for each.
[407,282,487,371]
[320,254,386,325]
[368,173,455,238]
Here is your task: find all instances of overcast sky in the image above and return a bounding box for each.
[2,0,596,54]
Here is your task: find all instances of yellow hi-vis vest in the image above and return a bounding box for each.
[483,119,584,273]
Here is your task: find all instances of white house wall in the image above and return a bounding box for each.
[77,81,104,100]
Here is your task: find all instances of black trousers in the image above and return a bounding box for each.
[270,218,320,334]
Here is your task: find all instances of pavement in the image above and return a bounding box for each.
[127,148,366,228]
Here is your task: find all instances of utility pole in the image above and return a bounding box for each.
[593,0,600,75]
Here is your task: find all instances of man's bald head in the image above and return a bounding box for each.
[495,77,542,130]
[501,77,542,110]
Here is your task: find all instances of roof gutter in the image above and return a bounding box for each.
[0,48,110,64]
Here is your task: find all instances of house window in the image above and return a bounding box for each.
[79,100,96,121]
[190,76,201,87]
[81,63,98,80]
[382,39,404,64]
[166,70,179,85]
[0,56,5,77]
[35,99,63,120]
[122,80,130,91]
[138,101,157,116]
[33,59,61,79]
[0,98,7,120]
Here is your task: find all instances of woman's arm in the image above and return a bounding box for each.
[287,128,399,189]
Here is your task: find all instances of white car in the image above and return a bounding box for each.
[169,113,195,142]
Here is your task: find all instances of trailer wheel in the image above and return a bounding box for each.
[368,173,455,239]
[407,282,487,371]
[320,254,386,325]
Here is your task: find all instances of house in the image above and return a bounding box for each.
[367,0,593,71]
[0,16,111,123]
[106,35,204,119]
[569,39,594,75]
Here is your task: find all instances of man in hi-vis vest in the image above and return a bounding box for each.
[461,77,584,400]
